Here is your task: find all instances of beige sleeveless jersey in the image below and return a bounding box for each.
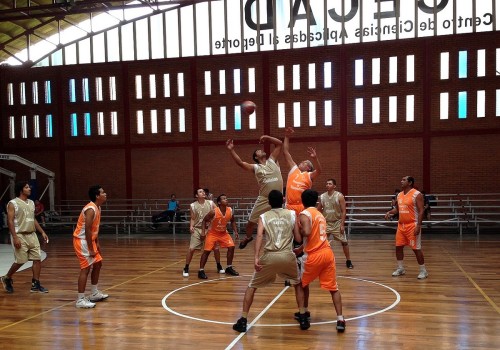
[319,191,342,222]
[254,158,283,198]
[190,200,214,228]
[9,197,36,234]
[260,208,296,252]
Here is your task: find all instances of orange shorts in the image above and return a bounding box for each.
[73,237,103,269]
[286,203,304,218]
[301,248,338,291]
[203,231,235,251]
[395,223,422,250]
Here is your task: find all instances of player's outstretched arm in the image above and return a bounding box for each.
[226,139,254,172]
[308,147,322,180]
[283,127,296,168]
[260,135,283,161]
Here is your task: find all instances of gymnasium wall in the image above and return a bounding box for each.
[0,31,499,203]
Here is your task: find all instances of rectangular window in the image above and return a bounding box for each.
[458,51,467,78]
[151,110,158,133]
[389,56,398,83]
[477,90,485,118]
[136,110,144,134]
[440,92,449,119]
[497,89,500,116]
[135,75,143,99]
[44,80,52,104]
[110,111,118,135]
[179,108,186,132]
[219,70,226,95]
[497,49,500,76]
[163,74,170,97]
[71,113,78,136]
[440,52,449,80]
[355,60,363,86]
[177,73,185,97]
[69,79,76,102]
[324,62,332,88]
[82,78,90,102]
[406,95,415,121]
[277,65,285,91]
[372,97,380,123]
[149,75,157,99]
[165,109,172,133]
[34,115,40,138]
[389,96,397,122]
[233,69,241,94]
[324,100,332,126]
[248,68,256,93]
[293,65,300,90]
[97,112,104,135]
[372,58,380,85]
[20,82,26,105]
[84,112,91,136]
[309,101,316,127]
[458,91,467,119]
[95,77,103,101]
[204,71,211,95]
[32,82,39,104]
[293,102,301,127]
[249,108,256,129]
[7,83,14,105]
[46,114,53,137]
[355,98,364,124]
[21,115,27,138]
[220,106,227,131]
[477,49,485,77]
[205,107,212,131]
[234,106,241,130]
[278,103,286,128]
[406,55,415,82]
[308,63,316,89]
[9,116,15,139]
[109,77,116,101]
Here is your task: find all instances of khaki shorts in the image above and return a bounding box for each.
[190,227,205,250]
[248,196,272,224]
[248,251,299,288]
[327,221,348,244]
[12,232,41,264]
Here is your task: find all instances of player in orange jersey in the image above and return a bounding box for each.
[385,176,428,279]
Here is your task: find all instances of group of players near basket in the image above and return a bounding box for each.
[2,126,428,333]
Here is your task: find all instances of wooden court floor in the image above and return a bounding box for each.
[0,230,499,350]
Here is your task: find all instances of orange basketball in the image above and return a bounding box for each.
[241,100,256,114]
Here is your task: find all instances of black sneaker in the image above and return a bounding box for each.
[239,236,253,249]
[225,266,239,276]
[346,260,354,269]
[298,313,310,330]
[284,280,291,286]
[30,279,49,293]
[336,319,346,333]
[217,263,224,273]
[294,311,310,321]
[198,270,208,279]
[232,317,247,332]
[1,276,14,293]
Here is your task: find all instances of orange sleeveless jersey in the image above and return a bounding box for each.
[286,166,312,206]
[301,207,330,254]
[397,188,421,225]
[208,207,232,235]
[73,202,101,239]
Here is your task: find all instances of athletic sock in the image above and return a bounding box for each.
[397,260,404,269]
[78,293,85,300]
[91,284,98,294]
[337,315,344,321]
[419,264,426,272]
[299,308,306,314]
[241,312,248,318]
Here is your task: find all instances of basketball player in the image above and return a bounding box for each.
[1,181,49,294]
[299,189,346,332]
[385,176,428,279]
[233,190,308,332]
[317,179,354,269]
[226,135,283,249]
[198,194,239,279]
[73,185,109,308]
[183,188,224,277]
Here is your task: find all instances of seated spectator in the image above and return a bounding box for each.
[422,192,436,224]
[35,199,46,227]
[151,194,183,229]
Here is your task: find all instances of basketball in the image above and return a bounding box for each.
[241,100,256,114]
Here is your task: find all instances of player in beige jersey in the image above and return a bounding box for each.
[1,181,49,294]
[317,178,353,269]
[233,190,309,332]
[226,135,284,249]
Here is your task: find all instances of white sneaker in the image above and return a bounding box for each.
[417,271,429,279]
[89,290,109,302]
[182,268,189,277]
[76,297,96,309]
[392,268,406,276]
